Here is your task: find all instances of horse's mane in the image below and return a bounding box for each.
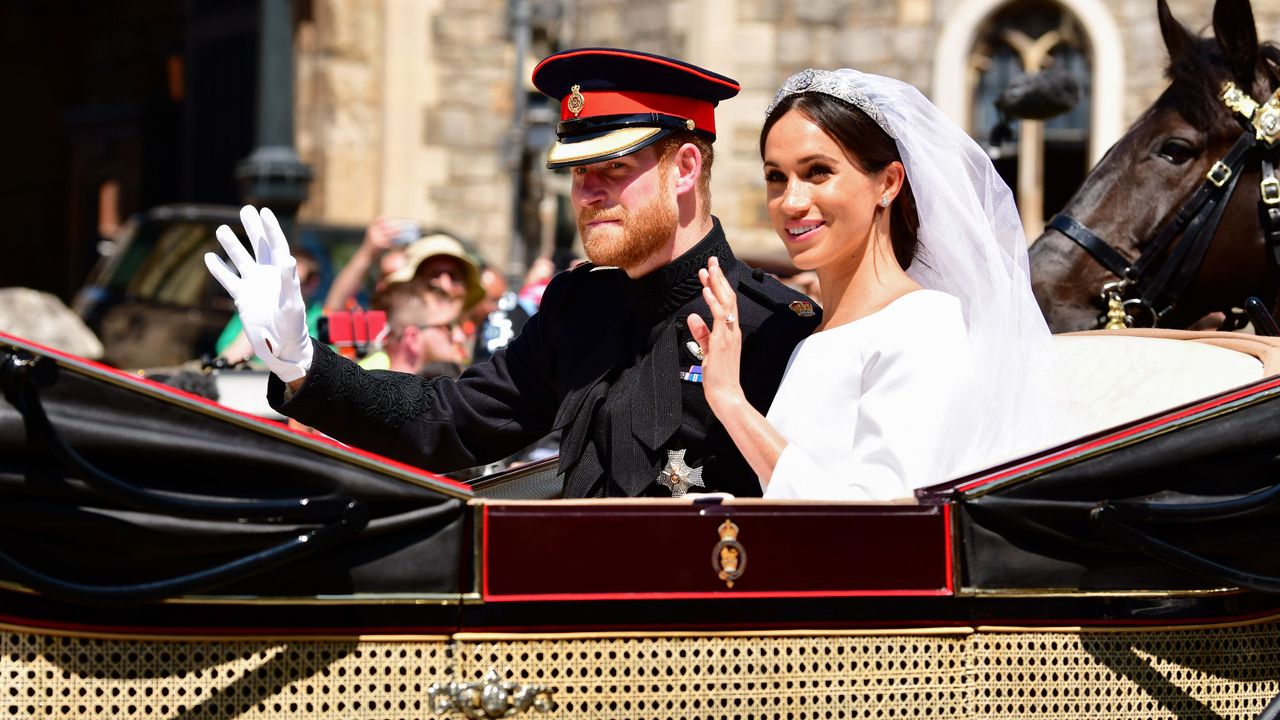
[1157,37,1280,134]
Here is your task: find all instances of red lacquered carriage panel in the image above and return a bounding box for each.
[481,501,952,601]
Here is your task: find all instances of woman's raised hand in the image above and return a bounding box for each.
[687,256,746,413]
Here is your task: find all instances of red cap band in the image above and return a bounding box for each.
[560,90,717,135]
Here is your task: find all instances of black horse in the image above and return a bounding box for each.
[1030,0,1280,332]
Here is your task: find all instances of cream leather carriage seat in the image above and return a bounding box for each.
[1052,329,1280,440]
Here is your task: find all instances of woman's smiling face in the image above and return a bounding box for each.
[762,109,890,273]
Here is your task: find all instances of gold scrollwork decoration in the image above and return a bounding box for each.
[427,669,557,718]
[1221,81,1280,147]
[712,519,746,589]
[1223,81,1259,122]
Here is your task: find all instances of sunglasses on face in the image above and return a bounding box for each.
[406,321,462,335]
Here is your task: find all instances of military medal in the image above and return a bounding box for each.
[658,449,705,497]
[567,84,585,117]
[789,300,815,317]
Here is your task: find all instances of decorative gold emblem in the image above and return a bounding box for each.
[1221,81,1280,146]
[1223,82,1259,121]
[711,519,746,588]
[685,119,696,131]
[658,449,704,497]
[428,668,557,717]
[1101,281,1131,330]
[567,84,585,117]
[789,300,815,317]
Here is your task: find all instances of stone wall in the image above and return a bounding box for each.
[296,0,516,267]
[295,0,383,225]
[293,0,1280,269]
[421,0,516,266]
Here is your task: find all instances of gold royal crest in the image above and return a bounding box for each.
[567,84,585,117]
[712,519,746,588]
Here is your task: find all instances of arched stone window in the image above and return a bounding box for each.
[933,0,1123,240]
[969,1,1090,235]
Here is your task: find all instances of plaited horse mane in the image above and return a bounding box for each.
[1029,0,1280,332]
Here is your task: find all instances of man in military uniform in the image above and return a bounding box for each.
[206,48,819,497]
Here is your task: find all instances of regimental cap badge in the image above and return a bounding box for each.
[789,300,815,317]
[567,84,585,117]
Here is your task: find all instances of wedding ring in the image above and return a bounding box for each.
[724,313,736,325]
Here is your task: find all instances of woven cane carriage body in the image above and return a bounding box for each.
[3,330,1280,719]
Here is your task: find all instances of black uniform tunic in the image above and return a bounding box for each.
[269,219,819,497]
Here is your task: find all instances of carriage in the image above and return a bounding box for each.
[5,315,1280,720]
[10,0,1280,714]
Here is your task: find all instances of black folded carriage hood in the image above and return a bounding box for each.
[943,375,1280,594]
[0,332,473,608]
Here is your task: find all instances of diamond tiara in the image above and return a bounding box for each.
[765,69,895,139]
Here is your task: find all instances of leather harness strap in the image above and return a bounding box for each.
[1047,127,1262,326]
[1261,152,1280,268]
[1045,215,1130,278]
[1141,156,1243,317]
[1130,131,1255,282]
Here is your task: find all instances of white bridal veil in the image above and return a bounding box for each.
[768,68,1062,476]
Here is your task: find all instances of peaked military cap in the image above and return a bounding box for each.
[532,47,741,169]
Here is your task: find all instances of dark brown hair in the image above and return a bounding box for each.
[760,93,920,270]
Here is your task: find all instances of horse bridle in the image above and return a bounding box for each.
[1046,81,1280,329]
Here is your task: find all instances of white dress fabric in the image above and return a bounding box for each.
[764,290,969,501]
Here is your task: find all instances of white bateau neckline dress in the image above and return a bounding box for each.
[763,289,969,501]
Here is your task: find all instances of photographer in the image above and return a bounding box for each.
[322,216,415,312]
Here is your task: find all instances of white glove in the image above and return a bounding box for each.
[204,206,313,382]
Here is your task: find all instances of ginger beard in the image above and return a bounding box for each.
[577,160,679,270]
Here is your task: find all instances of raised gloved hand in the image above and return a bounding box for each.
[204,206,313,382]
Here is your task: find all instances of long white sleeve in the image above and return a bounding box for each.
[762,291,968,501]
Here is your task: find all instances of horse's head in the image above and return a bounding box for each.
[1030,0,1280,331]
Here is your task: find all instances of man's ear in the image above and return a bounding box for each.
[672,142,703,196]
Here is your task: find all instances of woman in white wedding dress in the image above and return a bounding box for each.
[688,69,1060,500]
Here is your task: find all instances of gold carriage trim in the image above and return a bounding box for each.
[1222,81,1280,147]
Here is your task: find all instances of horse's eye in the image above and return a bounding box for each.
[1157,139,1196,165]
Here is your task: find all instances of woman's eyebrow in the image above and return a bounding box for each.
[796,153,838,164]
[763,153,838,165]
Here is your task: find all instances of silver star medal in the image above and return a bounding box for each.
[658,449,705,497]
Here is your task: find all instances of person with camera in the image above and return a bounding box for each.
[381,233,485,315]
[322,217,415,313]
[205,48,819,497]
